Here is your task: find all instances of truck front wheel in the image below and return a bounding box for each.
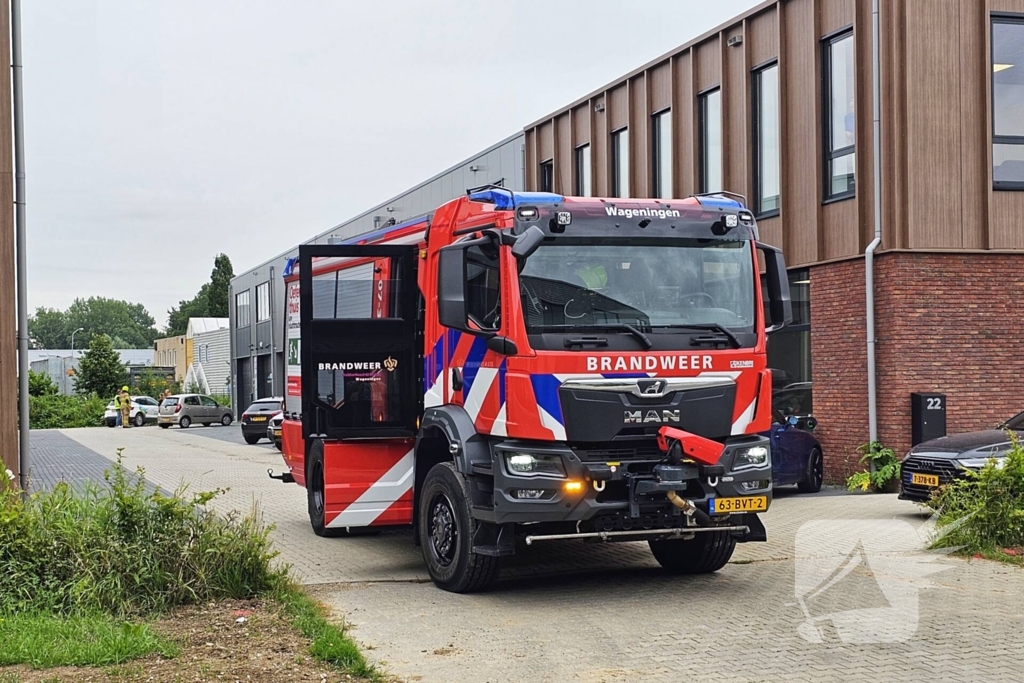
[649,530,736,574]
[418,462,501,593]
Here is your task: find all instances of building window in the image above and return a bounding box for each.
[611,128,629,197]
[766,269,812,418]
[574,145,592,196]
[539,160,554,192]
[823,31,855,200]
[235,290,250,329]
[698,89,722,193]
[256,282,270,322]
[651,109,673,198]
[992,17,1024,189]
[753,63,781,216]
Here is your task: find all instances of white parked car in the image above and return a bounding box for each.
[104,395,160,428]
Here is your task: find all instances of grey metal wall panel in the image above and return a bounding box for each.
[255,321,273,353]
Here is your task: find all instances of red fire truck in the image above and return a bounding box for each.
[272,187,792,592]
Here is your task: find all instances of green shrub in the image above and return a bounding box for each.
[927,438,1024,553]
[28,369,58,397]
[846,441,901,492]
[0,452,286,617]
[29,393,107,429]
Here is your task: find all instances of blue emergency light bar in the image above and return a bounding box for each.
[467,186,564,210]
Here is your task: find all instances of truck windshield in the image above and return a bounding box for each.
[518,239,755,335]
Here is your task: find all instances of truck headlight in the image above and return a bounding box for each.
[733,445,769,470]
[505,452,565,477]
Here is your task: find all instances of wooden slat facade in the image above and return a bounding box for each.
[522,0,1024,269]
[0,0,16,478]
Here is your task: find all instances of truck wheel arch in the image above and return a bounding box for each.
[413,406,492,541]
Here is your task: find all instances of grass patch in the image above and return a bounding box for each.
[0,453,378,679]
[0,612,177,669]
[274,584,379,680]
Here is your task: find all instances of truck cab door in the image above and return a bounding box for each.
[298,244,421,441]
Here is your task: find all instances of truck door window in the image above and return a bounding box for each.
[465,244,501,331]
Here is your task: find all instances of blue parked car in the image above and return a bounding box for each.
[764,383,823,493]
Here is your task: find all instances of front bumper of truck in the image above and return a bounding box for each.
[483,433,772,543]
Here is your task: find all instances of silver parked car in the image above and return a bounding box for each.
[157,394,233,429]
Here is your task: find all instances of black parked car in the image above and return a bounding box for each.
[240,397,283,445]
[900,409,1024,502]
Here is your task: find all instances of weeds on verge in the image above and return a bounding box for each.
[0,449,287,617]
[0,451,376,678]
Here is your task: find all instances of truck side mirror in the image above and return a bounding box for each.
[512,225,545,260]
[756,242,793,333]
[437,244,476,335]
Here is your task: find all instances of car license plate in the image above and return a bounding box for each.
[273,429,282,437]
[251,416,268,422]
[911,473,939,487]
[709,496,767,514]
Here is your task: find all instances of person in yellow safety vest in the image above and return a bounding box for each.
[116,386,132,428]
[575,263,608,290]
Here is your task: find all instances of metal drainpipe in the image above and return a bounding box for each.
[12,0,30,495]
[268,265,275,395]
[865,0,883,445]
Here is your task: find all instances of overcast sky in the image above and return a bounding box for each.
[24,0,759,329]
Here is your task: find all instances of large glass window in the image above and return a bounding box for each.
[256,282,270,322]
[611,128,630,197]
[518,240,755,334]
[539,160,554,192]
[235,291,250,329]
[699,89,722,193]
[823,31,855,200]
[753,63,781,216]
[651,110,673,198]
[575,145,592,196]
[766,269,812,417]
[992,17,1024,189]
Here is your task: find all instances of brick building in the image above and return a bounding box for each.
[521,0,1024,478]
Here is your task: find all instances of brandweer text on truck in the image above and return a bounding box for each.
[270,187,793,593]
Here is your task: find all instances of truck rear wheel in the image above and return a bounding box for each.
[648,530,736,574]
[418,462,500,593]
[306,440,381,538]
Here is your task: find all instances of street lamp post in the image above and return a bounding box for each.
[70,327,84,357]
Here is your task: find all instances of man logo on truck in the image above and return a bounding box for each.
[624,409,681,424]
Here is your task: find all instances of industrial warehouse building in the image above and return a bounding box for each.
[231,0,1024,478]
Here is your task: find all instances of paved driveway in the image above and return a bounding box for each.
[55,427,1024,682]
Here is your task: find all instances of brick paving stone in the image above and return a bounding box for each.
[56,426,1024,683]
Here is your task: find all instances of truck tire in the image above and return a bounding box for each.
[306,440,381,538]
[797,448,824,494]
[648,530,736,574]
[418,462,501,593]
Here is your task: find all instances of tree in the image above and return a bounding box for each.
[28,307,68,349]
[28,297,159,349]
[207,254,234,318]
[165,254,233,335]
[75,334,127,399]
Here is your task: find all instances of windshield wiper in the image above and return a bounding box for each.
[653,323,742,349]
[533,323,653,349]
